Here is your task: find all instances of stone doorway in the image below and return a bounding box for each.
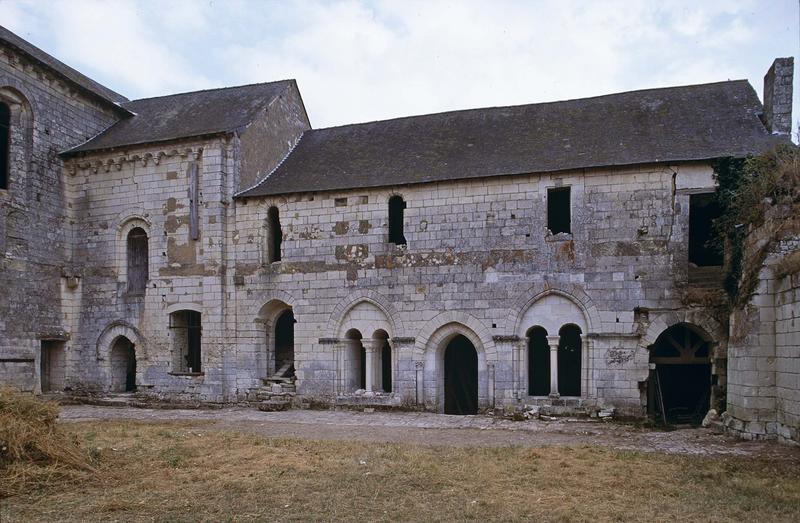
[648,324,712,424]
[444,335,478,415]
[40,340,65,393]
[110,337,137,392]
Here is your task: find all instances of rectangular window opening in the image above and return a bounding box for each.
[547,187,571,235]
[688,193,723,267]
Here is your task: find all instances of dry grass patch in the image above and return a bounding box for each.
[1,419,799,522]
[0,387,96,498]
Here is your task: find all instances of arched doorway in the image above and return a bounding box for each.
[527,327,550,396]
[557,324,582,397]
[110,337,136,392]
[344,329,366,392]
[648,324,711,424]
[444,335,478,415]
[274,309,295,378]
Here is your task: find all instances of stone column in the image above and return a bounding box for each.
[488,362,496,409]
[414,360,424,406]
[547,335,560,398]
[361,338,381,393]
[519,338,530,400]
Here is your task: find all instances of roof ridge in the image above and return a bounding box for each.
[125,79,296,105]
[309,79,752,133]
[235,131,306,197]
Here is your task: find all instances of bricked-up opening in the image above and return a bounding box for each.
[40,340,65,393]
[648,324,711,425]
[444,335,478,415]
[126,227,148,294]
[344,329,365,392]
[557,324,582,397]
[527,327,550,396]
[688,193,722,267]
[374,329,392,392]
[110,337,136,392]
[0,102,8,190]
[267,206,282,263]
[274,309,295,378]
[170,310,202,373]
[547,187,571,234]
[388,195,406,245]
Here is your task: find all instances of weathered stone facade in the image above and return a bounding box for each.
[0,28,796,442]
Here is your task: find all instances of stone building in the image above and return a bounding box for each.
[0,26,796,442]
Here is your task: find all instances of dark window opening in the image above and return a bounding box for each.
[274,309,295,378]
[171,310,202,373]
[688,193,722,266]
[557,324,582,397]
[267,206,282,263]
[547,187,571,235]
[388,195,406,245]
[444,335,478,415]
[127,227,148,295]
[0,102,9,190]
[648,324,711,425]
[527,327,550,396]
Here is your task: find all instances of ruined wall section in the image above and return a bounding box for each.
[0,44,120,392]
[236,82,310,193]
[232,162,722,413]
[64,137,231,401]
[725,207,800,443]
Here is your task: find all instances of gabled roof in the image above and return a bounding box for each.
[65,80,296,154]
[239,80,781,198]
[0,25,129,107]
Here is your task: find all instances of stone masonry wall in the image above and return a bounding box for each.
[725,207,800,443]
[230,162,727,414]
[0,43,121,392]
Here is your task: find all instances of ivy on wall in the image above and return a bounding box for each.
[712,144,800,304]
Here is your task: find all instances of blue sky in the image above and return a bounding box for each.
[1,0,798,134]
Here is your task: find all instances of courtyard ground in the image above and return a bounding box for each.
[2,405,799,522]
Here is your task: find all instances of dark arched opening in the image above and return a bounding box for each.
[444,335,478,415]
[0,101,9,190]
[388,195,406,245]
[648,324,711,425]
[127,227,148,295]
[110,337,136,392]
[527,327,550,396]
[274,309,295,378]
[558,324,582,397]
[267,206,282,262]
[374,329,391,393]
[345,329,365,391]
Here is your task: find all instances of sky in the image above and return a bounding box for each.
[1,0,798,134]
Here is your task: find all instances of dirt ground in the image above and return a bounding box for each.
[58,405,800,460]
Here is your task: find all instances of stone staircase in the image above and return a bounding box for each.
[254,362,297,411]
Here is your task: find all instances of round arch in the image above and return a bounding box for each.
[116,216,151,286]
[509,284,600,336]
[0,85,34,193]
[329,290,402,338]
[421,321,490,413]
[95,321,146,392]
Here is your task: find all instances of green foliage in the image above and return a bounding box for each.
[712,144,800,301]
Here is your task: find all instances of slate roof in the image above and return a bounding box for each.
[65,80,295,154]
[239,80,780,198]
[0,25,128,107]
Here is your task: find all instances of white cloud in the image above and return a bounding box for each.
[0,0,796,130]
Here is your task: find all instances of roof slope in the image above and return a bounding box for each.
[0,25,128,106]
[240,80,779,198]
[66,80,294,154]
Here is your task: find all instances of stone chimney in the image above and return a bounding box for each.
[763,57,794,135]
